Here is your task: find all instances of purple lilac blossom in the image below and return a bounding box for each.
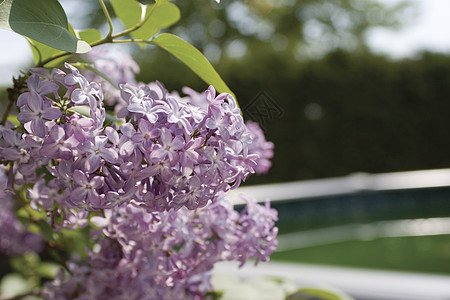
[0,166,44,256]
[4,63,273,213]
[84,47,139,110]
[17,90,61,138]
[44,193,278,299]
[245,121,274,173]
[1,52,278,299]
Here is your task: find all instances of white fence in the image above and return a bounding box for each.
[228,168,450,204]
[223,169,450,300]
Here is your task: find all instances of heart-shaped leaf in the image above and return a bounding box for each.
[111,0,180,41]
[0,0,90,53]
[76,28,102,44]
[132,3,180,40]
[28,24,90,67]
[151,33,236,100]
[287,288,354,300]
[110,0,142,31]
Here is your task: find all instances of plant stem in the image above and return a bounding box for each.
[110,38,151,44]
[38,3,159,68]
[98,0,114,38]
[36,52,73,68]
[93,3,159,45]
[1,75,28,125]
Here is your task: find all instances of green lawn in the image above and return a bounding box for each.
[271,234,450,274]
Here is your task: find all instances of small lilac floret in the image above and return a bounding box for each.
[17,91,61,137]
[71,170,105,208]
[17,74,59,107]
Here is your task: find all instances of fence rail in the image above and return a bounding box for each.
[229,168,450,204]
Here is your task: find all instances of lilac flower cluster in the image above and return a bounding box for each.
[0,49,277,299]
[43,193,278,300]
[0,62,273,215]
[245,121,274,174]
[0,165,44,256]
[84,47,140,109]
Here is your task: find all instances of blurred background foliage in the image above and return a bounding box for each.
[7,0,450,185]
[133,0,450,184]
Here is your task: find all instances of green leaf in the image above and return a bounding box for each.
[6,114,19,126]
[287,288,354,300]
[28,24,74,66]
[137,0,154,4]
[35,262,60,279]
[0,0,90,53]
[111,0,180,42]
[36,219,55,241]
[76,28,102,44]
[110,0,142,30]
[132,3,180,40]
[0,273,35,298]
[59,227,95,258]
[28,38,63,66]
[151,33,236,100]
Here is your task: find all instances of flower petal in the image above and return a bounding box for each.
[43,107,62,120]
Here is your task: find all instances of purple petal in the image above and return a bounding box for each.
[120,123,136,137]
[137,118,151,132]
[65,134,80,148]
[17,93,29,107]
[167,114,180,123]
[85,155,100,173]
[43,107,62,120]
[76,117,95,127]
[167,151,179,164]
[173,136,185,149]
[27,74,40,92]
[27,92,43,112]
[105,127,119,145]
[30,119,48,138]
[101,148,118,163]
[40,144,58,157]
[91,216,109,227]
[149,148,167,162]
[39,81,59,95]
[135,165,159,180]
[17,110,35,124]
[205,118,217,130]
[71,187,87,202]
[24,135,41,148]
[119,140,135,156]
[2,129,17,146]
[73,170,88,186]
[206,85,216,101]
[65,63,80,74]
[145,113,158,124]
[49,125,65,141]
[159,128,172,145]
[167,97,180,111]
[0,148,20,160]
[58,148,73,160]
[90,176,104,189]
[149,128,160,139]
[180,119,193,135]
[64,73,78,86]
[127,103,145,113]
[94,136,108,148]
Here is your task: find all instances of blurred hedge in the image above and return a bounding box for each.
[3,49,450,184]
[136,50,450,184]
